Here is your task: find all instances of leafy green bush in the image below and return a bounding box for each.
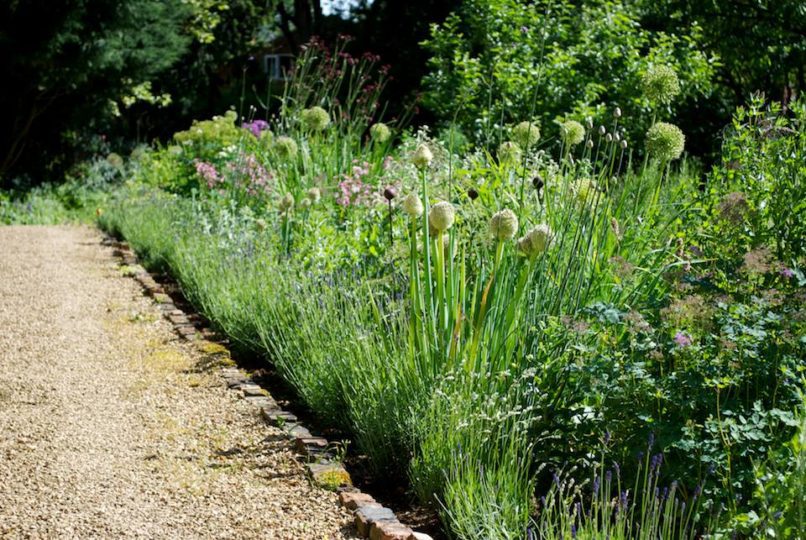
[422,0,716,148]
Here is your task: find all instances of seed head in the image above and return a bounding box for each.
[383,186,397,201]
[428,201,456,232]
[402,192,424,217]
[300,106,331,131]
[370,122,391,143]
[511,121,541,149]
[467,188,479,200]
[646,122,685,162]
[489,209,519,240]
[642,65,681,105]
[411,143,433,170]
[560,120,585,146]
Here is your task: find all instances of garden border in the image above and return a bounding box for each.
[103,235,433,540]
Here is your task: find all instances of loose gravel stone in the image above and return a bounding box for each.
[0,226,357,539]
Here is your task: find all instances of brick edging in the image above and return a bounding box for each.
[105,236,433,540]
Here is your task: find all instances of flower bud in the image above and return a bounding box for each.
[467,188,479,200]
[428,201,455,232]
[586,139,594,149]
[532,176,544,190]
[383,186,397,201]
[489,209,519,241]
[299,198,311,209]
[402,193,424,217]
[599,126,606,135]
[620,140,628,150]
[614,107,622,118]
[307,187,321,203]
[606,133,613,143]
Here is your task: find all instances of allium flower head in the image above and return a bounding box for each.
[402,192,424,217]
[411,143,433,170]
[511,121,541,149]
[497,141,523,164]
[273,136,298,159]
[527,224,553,253]
[642,65,681,105]
[300,106,330,131]
[299,198,311,209]
[489,209,519,241]
[369,122,391,143]
[306,187,321,204]
[646,122,685,162]
[560,120,585,146]
[571,178,597,206]
[429,201,455,232]
[279,193,295,212]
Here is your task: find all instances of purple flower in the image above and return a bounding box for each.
[674,331,692,348]
[780,267,795,279]
[241,119,270,137]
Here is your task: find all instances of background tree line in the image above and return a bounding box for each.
[1,0,803,186]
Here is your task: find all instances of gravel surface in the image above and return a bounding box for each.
[0,226,357,539]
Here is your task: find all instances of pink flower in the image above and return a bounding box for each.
[194,161,221,188]
[673,332,692,348]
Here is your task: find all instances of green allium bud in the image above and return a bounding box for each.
[274,136,298,159]
[511,121,541,149]
[428,201,455,232]
[497,141,523,164]
[560,120,585,146]
[402,193,424,218]
[489,209,519,241]
[306,187,321,204]
[411,143,433,170]
[646,122,685,162]
[370,123,391,143]
[300,106,330,131]
[641,65,681,105]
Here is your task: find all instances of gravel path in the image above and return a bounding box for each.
[0,226,356,539]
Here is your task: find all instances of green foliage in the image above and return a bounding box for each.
[0,0,194,183]
[422,0,716,149]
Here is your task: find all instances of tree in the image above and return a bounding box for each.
[0,0,192,184]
